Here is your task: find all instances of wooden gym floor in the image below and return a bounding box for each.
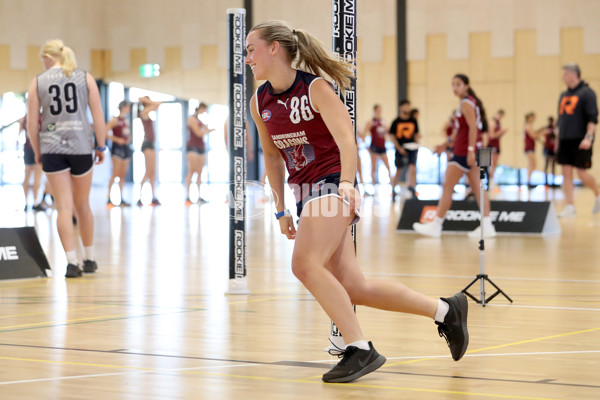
[0,183,599,399]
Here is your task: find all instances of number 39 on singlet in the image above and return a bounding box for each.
[289,95,314,124]
[48,83,79,116]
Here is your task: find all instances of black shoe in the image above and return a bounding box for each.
[65,263,82,278]
[322,342,386,383]
[198,197,209,204]
[436,292,469,361]
[82,259,98,273]
[32,203,47,212]
[120,200,131,207]
[151,198,162,206]
[137,200,144,207]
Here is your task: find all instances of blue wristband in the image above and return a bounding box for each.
[96,146,107,152]
[275,209,291,220]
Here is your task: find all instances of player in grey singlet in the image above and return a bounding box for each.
[27,39,107,278]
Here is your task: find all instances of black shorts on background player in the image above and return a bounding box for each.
[369,145,386,154]
[395,149,418,169]
[24,147,36,165]
[557,139,593,169]
[41,154,94,175]
[186,146,206,155]
[111,143,131,160]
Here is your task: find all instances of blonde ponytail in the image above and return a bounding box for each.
[249,20,354,91]
[40,39,77,77]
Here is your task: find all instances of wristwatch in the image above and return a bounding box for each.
[275,209,291,220]
[585,134,595,141]
[96,146,107,152]
[467,146,475,152]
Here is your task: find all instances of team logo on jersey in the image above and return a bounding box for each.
[261,110,272,122]
[47,123,56,132]
[290,145,308,171]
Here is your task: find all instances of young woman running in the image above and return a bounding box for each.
[185,103,214,204]
[363,104,392,185]
[27,39,106,277]
[413,74,496,238]
[106,100,132,206]
[137,96,161,206]
[246,20,469,384]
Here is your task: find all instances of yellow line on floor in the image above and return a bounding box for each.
[0,356,151,371]
[384,326,600,368]
[0,305,114,319]
[0,313,130,330]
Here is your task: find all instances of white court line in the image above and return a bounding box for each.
[487,304,600,312]
[0,362,259,386]
[312,349,600,364]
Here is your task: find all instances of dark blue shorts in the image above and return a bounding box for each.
[369,145,387,155]
[111,143,131,160]
[294,173,360,225]
[141,140,155,152]
[187,146,206,155]
[24,147,36,166]
[395,149,418,168]
[448,155,471,172]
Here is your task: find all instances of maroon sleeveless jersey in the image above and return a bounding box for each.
[453,96,482,157]
[370,118,387,148]
[112,116,130,140]
[524,127,535,152]
[187,118,206,150]
[141,117,155,142]
[488,117,501,149]
[255,70,341,187]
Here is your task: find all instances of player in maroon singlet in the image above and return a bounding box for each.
[185,103,214,204]
[487,109,507,187]
[137,96,161,206]
[246,20,468,384]
[106,100,132,206]
[414,74,496,238]
[523,112,544,188]
[363,104,392,185]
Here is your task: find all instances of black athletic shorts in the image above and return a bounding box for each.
[294,172,360,225]
[557,139,592,169]
[395,149,418,168]
[41,154,94,176]
[448,155,471,172]
[111,143,132,160]
[141,140,155,152]
[543,147,556,158]
[186,146,206,155]
[24,147,36,166]
[369,145,387,155]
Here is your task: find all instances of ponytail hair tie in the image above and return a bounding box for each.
[292,29,297,35]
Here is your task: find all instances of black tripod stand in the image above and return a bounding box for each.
[462,148,513,306]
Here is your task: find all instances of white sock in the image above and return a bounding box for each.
[434,216,444,226]
[346,340,370,351]
[434,299,449,323]
[66,250,78,266]
[84,246,94,261]
[483,216,492,226]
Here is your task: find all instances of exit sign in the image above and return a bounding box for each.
[139,64,160,78]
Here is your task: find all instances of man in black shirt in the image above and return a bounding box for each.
[556,63,600,217]
[389,99,420,199]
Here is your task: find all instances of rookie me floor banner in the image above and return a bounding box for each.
[0,227,50,280]
[397,199,561,235]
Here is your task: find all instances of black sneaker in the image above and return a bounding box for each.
[151,198,161,206]
[32,203,46,212]
[65,263,82,278]
[198,197,209,204]
[322,341,386,383]
[120,200,131,207]
[82,259,98,273]
[436,292,469,361]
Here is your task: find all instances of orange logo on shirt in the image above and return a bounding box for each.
[559,96,579,115]
[395,122,415,140]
